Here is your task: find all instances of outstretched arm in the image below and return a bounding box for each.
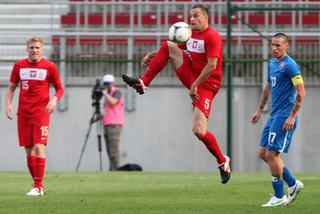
[251,82,271,125]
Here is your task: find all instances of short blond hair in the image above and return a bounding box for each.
[26,36,44,46]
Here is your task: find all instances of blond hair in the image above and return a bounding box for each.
[26,36,44,46]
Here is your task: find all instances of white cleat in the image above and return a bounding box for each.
[262,195,288,207]
[26,187,46,196]
[287,180,304,204]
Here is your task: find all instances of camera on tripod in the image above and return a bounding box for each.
[91,79,105,108]
[76,78,105,172]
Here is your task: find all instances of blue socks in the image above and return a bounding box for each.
[271,167,296,198]
[283,166,296,187]
[272,176,285,198]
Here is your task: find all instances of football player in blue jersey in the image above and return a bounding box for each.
[251,33,305,207]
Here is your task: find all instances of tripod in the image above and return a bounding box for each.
[75,99,104,172]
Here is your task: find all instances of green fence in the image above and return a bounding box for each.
[1,57,319,86]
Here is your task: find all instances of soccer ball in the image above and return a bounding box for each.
[168,22,191,43]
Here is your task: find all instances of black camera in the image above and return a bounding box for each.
[91,79,105,114]
[91,79,104,102]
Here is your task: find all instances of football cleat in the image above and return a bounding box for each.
[287,180,304,205]
[122,74,147,95]
[262,195,288,207]
[26,187,46,196]
[218,155,231,184]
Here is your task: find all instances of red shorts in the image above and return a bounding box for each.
[192,85,219,118]
[175,51,220,118]
[17,114,50,147]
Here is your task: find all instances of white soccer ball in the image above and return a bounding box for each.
[168,22,191,43]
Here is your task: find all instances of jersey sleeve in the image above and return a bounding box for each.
[112,90,122,100]
[205,32,222,59]
[9,62,20,84]
[48,62,64,100]
[267,61,271,83]
[286,61,301,78]
[285,60,303,86]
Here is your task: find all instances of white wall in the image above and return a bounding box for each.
[0,85,319,172]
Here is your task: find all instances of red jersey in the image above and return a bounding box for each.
[185,26,223,89]
[10,58,64,118]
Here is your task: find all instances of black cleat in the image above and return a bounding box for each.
[122,74,146,95]
[218,155,231,184]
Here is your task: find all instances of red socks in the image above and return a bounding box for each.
[34,157,46,188]
[200,131,226,164]
[141,42,169,86]
[27,156,36,179]
[27,156,46,188]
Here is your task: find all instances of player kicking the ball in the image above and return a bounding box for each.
[5,36,64,196]
[123,4,230,184]
[251,33,305,207]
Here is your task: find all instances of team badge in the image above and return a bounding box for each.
[192,40,198,49]
[30,70,37,78]
[279,62,285,69]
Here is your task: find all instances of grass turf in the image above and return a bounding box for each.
[0,172,319,214]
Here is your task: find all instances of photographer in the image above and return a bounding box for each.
[101,74,124,171]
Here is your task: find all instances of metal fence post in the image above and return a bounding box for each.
[227,0,233,165]
[58,35,68,112]
[262,38,268,90]
[125,36,136,112]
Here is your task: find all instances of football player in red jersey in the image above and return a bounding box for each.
[123,4,230,183]
[5,36,64,196]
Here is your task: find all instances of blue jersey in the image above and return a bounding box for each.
[268,55,301,117]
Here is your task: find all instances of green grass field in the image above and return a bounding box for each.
[0,172,319,214]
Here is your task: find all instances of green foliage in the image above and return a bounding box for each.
[0,172,319,214]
